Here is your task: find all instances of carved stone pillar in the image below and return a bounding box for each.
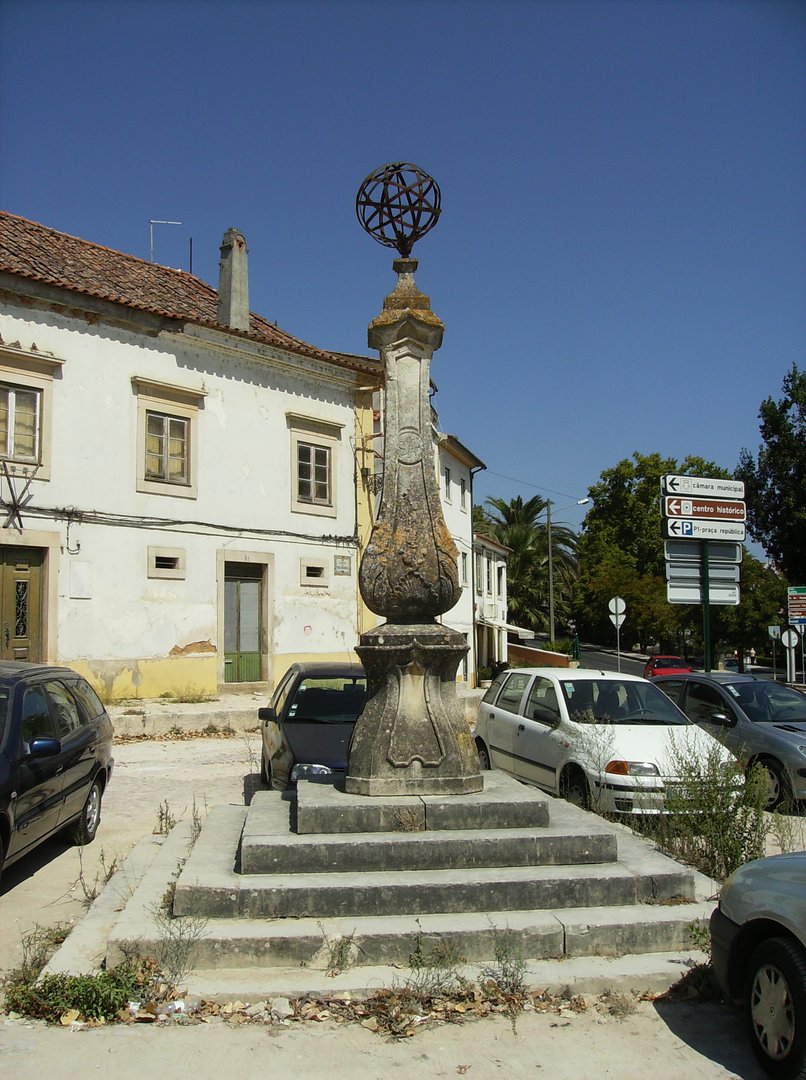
[345,258,482,796]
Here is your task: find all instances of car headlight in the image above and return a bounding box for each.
[605,759,660,777]
[798,745,806,757]
[290,763,334,782]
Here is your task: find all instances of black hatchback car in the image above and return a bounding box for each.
[0,662,114,882]
[259,661,366,789]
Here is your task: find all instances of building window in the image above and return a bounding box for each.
[133,377,205,499]
[486,556,493,595]
[0,345,63,481]
[444,466,452,501]
[147,546,186,580]
[460,477,467,510]
[0,383,41,463]
[297,442,330,506]
[461,551,468,585]
[300,557,330,587]
[145,412,188,484]
[287,413,343,519]
[475,552,483,593]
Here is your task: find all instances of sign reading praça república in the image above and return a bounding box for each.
[661,476,745,606]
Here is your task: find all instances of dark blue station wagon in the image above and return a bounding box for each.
[0,662,114,882]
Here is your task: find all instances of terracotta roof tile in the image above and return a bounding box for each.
[0,211,379,375]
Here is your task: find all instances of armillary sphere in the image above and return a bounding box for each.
[356,162,441,258]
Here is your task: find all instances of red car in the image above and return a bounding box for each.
[643,655,693,679]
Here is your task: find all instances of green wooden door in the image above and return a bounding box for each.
[224,563,262,683]
[0,546,43,661]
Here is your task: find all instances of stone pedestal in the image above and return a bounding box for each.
[347,623,481,795]
[346,257,482,796]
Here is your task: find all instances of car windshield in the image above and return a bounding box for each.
[659,658,688,669]
[726,681,806,724]
[286,676,367,724]
[560,678,689,725]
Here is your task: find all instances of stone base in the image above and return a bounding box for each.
[346,622,482,796]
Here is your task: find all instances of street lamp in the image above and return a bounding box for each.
[547,497,591,645]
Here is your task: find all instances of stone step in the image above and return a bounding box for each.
[108,902,711,972]
[294,771,551,833]
[179,950,708,1000]
[241,792,618,874]
[176,859,693,919]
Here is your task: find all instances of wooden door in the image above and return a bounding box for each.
[0,546,43,661]
[223,562,263,683]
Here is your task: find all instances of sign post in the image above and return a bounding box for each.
[782,628,800,685]
[608,596,626,673]
[661,476,745,672]
[769,625,780,682]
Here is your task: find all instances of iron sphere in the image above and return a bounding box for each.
[356,162,441,258]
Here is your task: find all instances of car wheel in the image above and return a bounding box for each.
[71,780,102,846]
[758,758,793,811]
[477,742,491,771]
[562,768,590,810]
[745,936,806,1080]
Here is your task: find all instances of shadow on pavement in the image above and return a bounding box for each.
[653,999,766,1078]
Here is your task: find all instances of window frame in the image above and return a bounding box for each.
[134,378,204,499]
[0,346,64,481]
[286,413,343,519]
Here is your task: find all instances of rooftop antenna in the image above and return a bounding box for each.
[149,219,183,263]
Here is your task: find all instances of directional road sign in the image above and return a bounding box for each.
[662,475,745,499]
[664,540,742,563]
[787,586,806,626]
[667,582,740,606]
[663,519,746,542]
[665,562,740,583]
[663,496,746,522]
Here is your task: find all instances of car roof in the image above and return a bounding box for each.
[0,660,79,685]
[288,661,365,677]
[503,667,647,683]
[654,671,756,684]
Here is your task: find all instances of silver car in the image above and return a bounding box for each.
[711,851,806,1079]
[652,672,806,809]
[473,667,732,815]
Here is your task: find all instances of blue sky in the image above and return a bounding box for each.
[1,0,804,534]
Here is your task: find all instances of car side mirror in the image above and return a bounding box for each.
[258,706,277,723]
[709,711,735,728]
[532,705,560,726]
[29,737,61,758]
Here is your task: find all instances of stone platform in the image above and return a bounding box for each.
[83,772,716,996]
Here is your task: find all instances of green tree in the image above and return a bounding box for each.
[574,452,729,648]
[712,553,789,660]
[484,494,580,636]
[736,364,806,582]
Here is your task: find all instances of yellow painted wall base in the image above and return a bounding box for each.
[65,649,363,703]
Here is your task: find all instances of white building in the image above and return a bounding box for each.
[0,211,482,698]
[437,434,485,683]
[474,533,512,677]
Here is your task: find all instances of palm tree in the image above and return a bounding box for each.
[484,494,580,637]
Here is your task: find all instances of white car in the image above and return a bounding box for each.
[473,667,735,814]
[711,852,806,1079]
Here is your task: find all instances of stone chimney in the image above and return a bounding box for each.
[217,228,250,332]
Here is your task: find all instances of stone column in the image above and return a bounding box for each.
[345,259,482,796]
